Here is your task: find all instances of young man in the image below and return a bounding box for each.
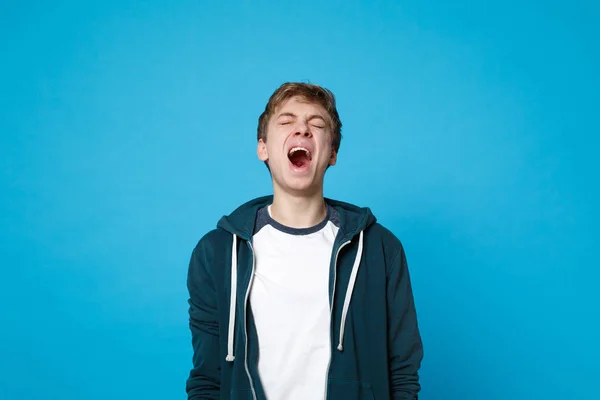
[186,82,423,400]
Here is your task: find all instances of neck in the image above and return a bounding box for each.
[270,186,327,229]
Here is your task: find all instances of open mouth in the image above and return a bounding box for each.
[288,146,312,169]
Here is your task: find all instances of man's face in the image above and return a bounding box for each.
[257,96,337,195]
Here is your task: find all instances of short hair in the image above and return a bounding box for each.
[257,82,343,152]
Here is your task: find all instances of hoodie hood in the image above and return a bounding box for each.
[217,195,377,241]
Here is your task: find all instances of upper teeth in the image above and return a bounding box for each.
[289,147,310,156]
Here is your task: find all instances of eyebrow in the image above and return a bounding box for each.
[276,112,328,124]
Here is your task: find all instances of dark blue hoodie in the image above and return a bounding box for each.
[186,195,423,399]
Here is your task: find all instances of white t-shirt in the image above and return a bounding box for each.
[249,204,340,400]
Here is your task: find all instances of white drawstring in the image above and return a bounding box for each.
[226,230,364,358]
[337,230,364,352]
[225,234,237,362]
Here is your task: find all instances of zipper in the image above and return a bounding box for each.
[323,239,352,400]
[244,241,258,400]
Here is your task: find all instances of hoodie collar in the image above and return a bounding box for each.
[217,195,377,241]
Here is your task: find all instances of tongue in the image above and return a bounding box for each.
[290,151,309,168]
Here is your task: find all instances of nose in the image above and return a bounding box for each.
[294,123,313,138]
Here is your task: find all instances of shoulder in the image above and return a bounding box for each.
[366,222,403,250]
[191,228,233,260]
[187,228,233,282]
[364,222,406,267]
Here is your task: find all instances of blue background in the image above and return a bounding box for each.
[1,1,598,399]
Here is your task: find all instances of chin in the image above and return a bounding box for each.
[284,177,314,191]
[274,173,320,195]
[271,159,327,194]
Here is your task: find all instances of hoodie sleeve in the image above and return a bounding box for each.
[387,244,424,399]
[186,243,221,399]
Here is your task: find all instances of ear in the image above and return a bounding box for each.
[257,139,269,162]
[328,148,337,166]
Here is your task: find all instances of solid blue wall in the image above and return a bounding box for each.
[1,1,598,399]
